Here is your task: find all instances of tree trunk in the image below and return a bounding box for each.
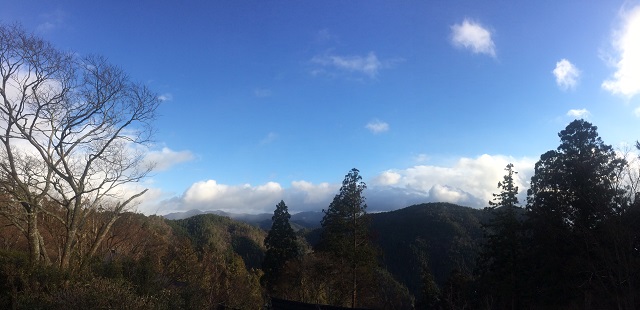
[80,213,121,270]
[352,267,357,308]
[352,208,357,308]
[60,197,86,270]
[60,226,77,270]
[38,232,51,265]
[26,208,40,265]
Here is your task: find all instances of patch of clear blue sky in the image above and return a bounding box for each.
[2,0,639,195]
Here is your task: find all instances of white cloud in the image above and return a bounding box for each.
[634,106,640,117]
[567,109,591,118]
[156,180,337,214]
[365,119,389,134]
[126,185,170,215]
[144,147,194,171]
[373,171,402,186]
[428,184,473,204]
[311,52,401,78]
[147,154,537,215]
[181,180,284,213]
[312,52,380,77]
[602,5,640,98]
[289,181,338,205]
[553,59,581,90]
[450,19,496,57]
[372,154,536,209]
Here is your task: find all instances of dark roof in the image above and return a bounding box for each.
[269,298,371,310]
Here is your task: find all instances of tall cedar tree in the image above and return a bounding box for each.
[525,119,629,308]
[477,163,524,309]
[263,200,298,293]
[318,168,376,308]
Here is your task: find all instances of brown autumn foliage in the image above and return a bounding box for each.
[0,209,266,309]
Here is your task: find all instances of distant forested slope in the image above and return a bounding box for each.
[370,203,487,296]
[168,214,267,269]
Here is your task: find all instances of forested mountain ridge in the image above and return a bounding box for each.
[163,202,490,301]
[370,203,488,296]
[168,214,267,269]
[164,209,324,230]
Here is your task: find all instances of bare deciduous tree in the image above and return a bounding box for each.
[0,24,159,270]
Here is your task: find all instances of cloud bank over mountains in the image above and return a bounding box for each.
[139,154,534,215]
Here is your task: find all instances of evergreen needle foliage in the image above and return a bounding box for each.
[263,200,299,293]
[318,168,377,308]
[477,163,525,309]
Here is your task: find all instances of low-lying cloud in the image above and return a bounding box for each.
[371,154,535,209]
[146,154,536,215]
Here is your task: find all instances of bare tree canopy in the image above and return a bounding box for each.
[0,23,159,269]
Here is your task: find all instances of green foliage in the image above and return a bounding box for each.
[476,163,526,309]
[318,168,377,269]
[524,119,634,308]
[263,200,299,293]
[440,268,472,310]
[34,277,159,310]
[169,213,266,269]
[317,168,377,307]
[318,169,372,257]
[418,267,440,309]
[0,250,68,310]
[368,267,415,309]
[527,119,627,231]
[411,240,440,309]
[370,203,486,298]
[488,163,520,210]
[272,252,414,309]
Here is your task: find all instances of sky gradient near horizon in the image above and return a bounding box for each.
[3,1,640,215]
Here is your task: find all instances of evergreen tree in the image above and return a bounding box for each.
[525,119,628,307]
[417,258,440,309]
[262,200,298,293]
[318,168,376,308]
[477,163,524,309]
[440,268,471,310]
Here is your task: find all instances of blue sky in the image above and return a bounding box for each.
[4,1,640,214]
